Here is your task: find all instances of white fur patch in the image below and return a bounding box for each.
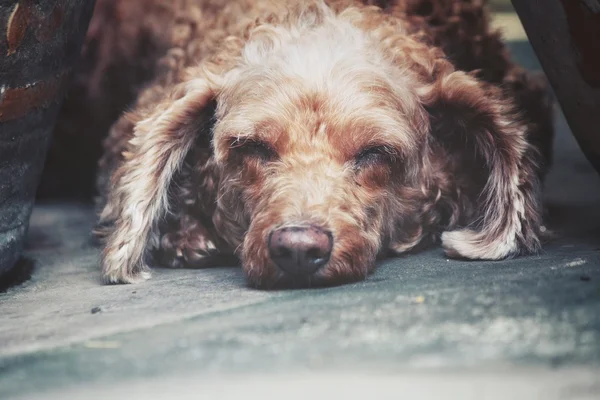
[441,229,518,260]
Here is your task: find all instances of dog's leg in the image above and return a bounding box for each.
[155,214,222,269]
[155,154,227,269]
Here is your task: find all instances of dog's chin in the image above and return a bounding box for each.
[247,263,372,290]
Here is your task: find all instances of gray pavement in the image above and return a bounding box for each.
[1,18,600,400]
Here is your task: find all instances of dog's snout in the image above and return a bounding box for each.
[268,226,332,276]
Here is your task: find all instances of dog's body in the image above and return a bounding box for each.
[94,0,554,288]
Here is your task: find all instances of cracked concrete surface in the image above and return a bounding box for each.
[1,15,600,400]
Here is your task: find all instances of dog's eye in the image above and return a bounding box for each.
[230,138,278,161]
[354,145,397,167]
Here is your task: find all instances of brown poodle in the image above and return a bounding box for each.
[52,0,554,288]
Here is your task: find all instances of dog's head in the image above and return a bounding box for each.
[140,2,542,287]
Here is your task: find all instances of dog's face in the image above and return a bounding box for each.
[100,1,542,286]
[207,6,431,287]
[100,2,539,287]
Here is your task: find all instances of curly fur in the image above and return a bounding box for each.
[88,0,554,287]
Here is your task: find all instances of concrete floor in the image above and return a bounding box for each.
[1,13,600,400]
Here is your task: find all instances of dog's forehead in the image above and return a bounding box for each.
[216,93,417,161]
[242,7,373,81]
[213,8,423,158]
[220,7,392,102]
[216,72,418,158]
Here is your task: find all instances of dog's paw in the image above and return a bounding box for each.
[158,229,219,269]
[102,264,151,284]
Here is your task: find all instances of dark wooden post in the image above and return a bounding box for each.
[511,0,600,175]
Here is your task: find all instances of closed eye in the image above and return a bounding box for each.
[230,138,278,162]
[354,145,398,168]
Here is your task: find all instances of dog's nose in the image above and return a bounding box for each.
[268,226,333,276]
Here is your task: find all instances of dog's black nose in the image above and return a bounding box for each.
[268,226,332,276]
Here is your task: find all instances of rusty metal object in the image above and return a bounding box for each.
[0,0,95,281]
[5,0,66,55]
[0,72,70,121]
[511,0,600,175]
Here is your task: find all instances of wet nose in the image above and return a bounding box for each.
[268,226,333,276]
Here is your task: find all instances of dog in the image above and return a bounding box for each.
[93,0,554,288]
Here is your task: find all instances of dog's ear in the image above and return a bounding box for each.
[419,69,543,260]
[357,14,543,260]
[100,77,220,283]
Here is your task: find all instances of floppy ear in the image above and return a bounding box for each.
[357,13,543,260]
[420,70,543,260]
[100,78,218,283]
